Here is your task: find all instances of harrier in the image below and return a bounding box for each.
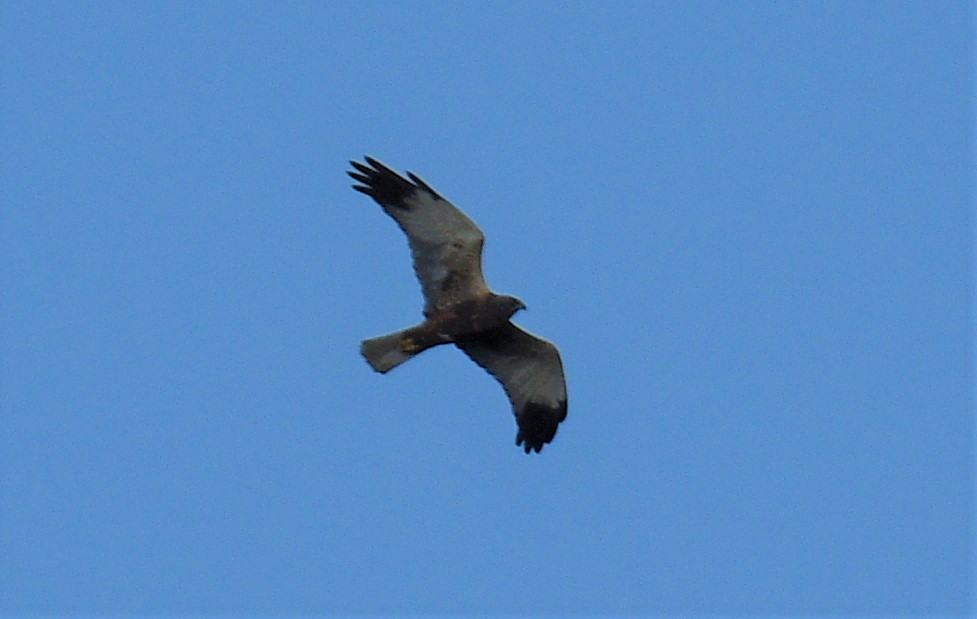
[349,157,567,453]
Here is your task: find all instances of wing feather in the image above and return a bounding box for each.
[456,323,568,453]
[348,157,488,312]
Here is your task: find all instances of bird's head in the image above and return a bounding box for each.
[495,294,527,318]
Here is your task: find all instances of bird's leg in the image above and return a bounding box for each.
[399,336,421,353]
[400,320,454,354]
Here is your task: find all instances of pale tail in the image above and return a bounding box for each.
[360,330,415,373]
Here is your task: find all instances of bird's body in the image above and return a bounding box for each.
[359,295,523,373]
[349,157,567,453]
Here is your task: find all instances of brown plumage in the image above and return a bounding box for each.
[349,157,568,453]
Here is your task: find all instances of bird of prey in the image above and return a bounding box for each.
[348,157,567,453]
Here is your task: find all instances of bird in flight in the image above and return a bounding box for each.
[348,157,568,453]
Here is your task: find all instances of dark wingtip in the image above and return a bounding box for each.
[514,400,566,454]
[516,433,546,454]
[406,171,443,200]
[347,156,415,208]
[349,160,373,176]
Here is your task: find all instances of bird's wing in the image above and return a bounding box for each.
[456,323,568,453]
[349,157,489,313]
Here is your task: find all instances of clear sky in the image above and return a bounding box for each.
[1,2,973,616]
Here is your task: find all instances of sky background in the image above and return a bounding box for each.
[1,1,973,616]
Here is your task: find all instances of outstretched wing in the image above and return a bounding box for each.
[456,323,568,454]
[348,157,489,313]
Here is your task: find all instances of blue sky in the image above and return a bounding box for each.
[1,1,973,616]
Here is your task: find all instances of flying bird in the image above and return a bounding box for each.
[348,157,567,453]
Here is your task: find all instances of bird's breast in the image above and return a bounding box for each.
[430,299,508,337]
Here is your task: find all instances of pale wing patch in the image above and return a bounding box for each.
[482,336,566,411]
[455,324,568,453]
[349,158,489,312]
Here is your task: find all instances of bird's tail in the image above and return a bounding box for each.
[360,327,432,373]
